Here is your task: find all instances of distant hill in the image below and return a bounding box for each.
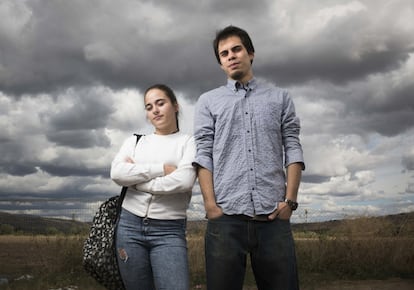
[1,210,413,236]
[291,211,414,237]
[0,211,90,235]
[187,211,414,237]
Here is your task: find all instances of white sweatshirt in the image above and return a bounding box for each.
[110,132,196,220]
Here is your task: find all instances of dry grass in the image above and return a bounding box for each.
[0,235,103,290]
[0,215,413,289]
[188,235,206,286]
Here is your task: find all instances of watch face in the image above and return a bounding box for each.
[287,200,298,210]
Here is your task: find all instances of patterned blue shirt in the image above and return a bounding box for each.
[193,78,305,216]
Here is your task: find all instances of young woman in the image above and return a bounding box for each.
[110,84,196,290]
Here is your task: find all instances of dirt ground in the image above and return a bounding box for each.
[307,278,414,290]
[238,278,414,290]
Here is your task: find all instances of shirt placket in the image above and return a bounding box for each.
[241,88,257,216]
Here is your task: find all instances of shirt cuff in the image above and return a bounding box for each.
[285,152,305,170]
[192,156,213,173]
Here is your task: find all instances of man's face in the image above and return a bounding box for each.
[218,36,254,83]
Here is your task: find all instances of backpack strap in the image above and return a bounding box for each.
[118,134,143,204]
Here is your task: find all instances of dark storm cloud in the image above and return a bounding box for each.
[0,187,109,203]
[340,73,414,137]
[0,140,36,176]
[47,95,114,131]
[40,163,107,178]
[37,87,115,147]
[257,48,410,87]
[0,163,37,176]
[2,0,412,101]
[356,110,414,137]
[255,2,414,87]
[402,153,414,171]
[45,129,111,149]
[0,154,107,177]
[0,0,290,98]
[0,1,92,95]
[0,0,222,96]
[301,174,331,184]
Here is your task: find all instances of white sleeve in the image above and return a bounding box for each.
[135,137,196,194]
[110,136,164,187]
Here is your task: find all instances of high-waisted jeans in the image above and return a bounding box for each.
[205,214,299,290]
[116,208,189,290]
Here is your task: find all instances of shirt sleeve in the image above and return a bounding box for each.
[110,136,164,187]
[135,136,197,194]
[282,91,305,170]
[193,95,214,172]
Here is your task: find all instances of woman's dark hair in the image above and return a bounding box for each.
[213,25,255,64]
[144,84,179,131]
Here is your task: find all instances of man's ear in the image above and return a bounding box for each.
[249,52,255,64]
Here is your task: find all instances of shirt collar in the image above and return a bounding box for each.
[227,78,257,92]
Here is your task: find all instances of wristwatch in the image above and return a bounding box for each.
[284,198,298,211]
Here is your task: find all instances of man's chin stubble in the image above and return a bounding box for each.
[230,71,244,81]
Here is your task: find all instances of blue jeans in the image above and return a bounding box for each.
[205,215,299,290]
[115,209,189,290]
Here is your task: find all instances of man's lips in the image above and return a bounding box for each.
[229,62,239,69]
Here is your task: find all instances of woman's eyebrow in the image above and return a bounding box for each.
[145,98,166,107]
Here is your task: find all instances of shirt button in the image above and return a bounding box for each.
[247,130,250,133]
[252,187,255,190]
[250,168,253,171]
[248,149,251,152]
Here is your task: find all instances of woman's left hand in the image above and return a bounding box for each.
[125,157,134,163]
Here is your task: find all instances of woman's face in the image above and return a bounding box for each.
[144,88,178,135]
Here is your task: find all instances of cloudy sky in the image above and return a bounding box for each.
[1,0,413,222]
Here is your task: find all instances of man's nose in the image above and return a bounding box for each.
[228,52,236,60]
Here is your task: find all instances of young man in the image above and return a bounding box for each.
[193,26,305,290]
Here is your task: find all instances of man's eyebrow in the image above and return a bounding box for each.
[231,44,243,50]
[219,44,243,55]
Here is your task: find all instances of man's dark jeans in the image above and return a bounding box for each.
[205,214,299,290]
